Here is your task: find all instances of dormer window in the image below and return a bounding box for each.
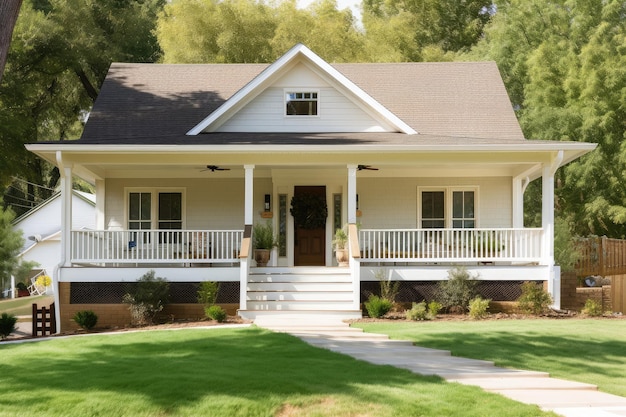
[285,91,318,116]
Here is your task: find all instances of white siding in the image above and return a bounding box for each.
[105,178,273,229]
[217,63,395,133]
[357,177,511,229]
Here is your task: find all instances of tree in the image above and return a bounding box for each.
[0,0,23,84]
[1,0,165,214]
[469,0,626,237]
[0,205,24,292]
[362,0,493,61]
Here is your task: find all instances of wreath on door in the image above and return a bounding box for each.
[290,194,328,229]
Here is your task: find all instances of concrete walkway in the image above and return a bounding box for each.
[257,318,626,417]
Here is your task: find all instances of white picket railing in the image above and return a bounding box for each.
[71,229,244,264]
[359,228,544,263]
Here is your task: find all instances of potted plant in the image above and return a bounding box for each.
[252,221,278,267]
[16,282,29,297]
[332,225,349,267]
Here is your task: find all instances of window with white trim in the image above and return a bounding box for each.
[419,187,477,228]
[285,91,318,116]
[127,189,185,231]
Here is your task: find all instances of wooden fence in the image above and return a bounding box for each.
[575,236,626,277]
[32,302,56,337]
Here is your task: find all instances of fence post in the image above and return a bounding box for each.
[600,236,607,277]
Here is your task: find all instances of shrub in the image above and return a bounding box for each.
[0,313,17,340]
[73,310,98,330]
[468,297,490,320]
[428,301,442,318]
[582,299,604,317]
[436,267,478,313]
[197,281,219,306]
[376,270,400,303]
[123,270,170,326]
[517,281,552,315]
[406,302,428,321]
[205,305,227,323]
[406,301,441,321]
[364,295,393,318]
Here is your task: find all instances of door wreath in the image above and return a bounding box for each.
[290,193,328,229]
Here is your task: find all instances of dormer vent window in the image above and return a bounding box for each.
[285,91,318,116]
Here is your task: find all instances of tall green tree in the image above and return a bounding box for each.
[362,0,493,61]
[469,0,626,237]
[1,0,164,215]
[0,205,24,292]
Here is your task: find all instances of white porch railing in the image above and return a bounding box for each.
[359,228,544,263]
[71,229,244,264]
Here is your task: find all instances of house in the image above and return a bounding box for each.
[8,190,96,298]
[25,44,596,331]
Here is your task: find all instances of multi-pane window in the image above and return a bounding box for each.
[128,192,152,231]
[286,92,318,116]
[420,188,477,228]
[421,191,445,228]
[158,192,182,230]
[278,194,287,257]
[452,191,475,228]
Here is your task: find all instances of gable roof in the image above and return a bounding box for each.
[187,44,416,135]
[74,51,525,145]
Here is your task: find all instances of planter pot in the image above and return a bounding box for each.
[254,249,271,267]
[335,249,349,267]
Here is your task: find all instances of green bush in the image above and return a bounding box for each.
[582,298,604,317]
[364,295,393,318]
[197,281,219,306]
[0,313,17,340]
[376,270,400,302]
[468,297,490,320]
[436,267,478,313]
[205,305,227,323]
[406,301,441,321]
[428,301,442,318]
[406,302,428,321]
[123,270,170,326]
[517,281,552,315]
[73,310,98,330]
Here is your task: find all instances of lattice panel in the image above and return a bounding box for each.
[70,282,240,304]
[361,281,527,303]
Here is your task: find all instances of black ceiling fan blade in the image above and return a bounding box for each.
[358,165,378,171]
[202,165,230,172]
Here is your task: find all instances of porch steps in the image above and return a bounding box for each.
[239,267,362,323]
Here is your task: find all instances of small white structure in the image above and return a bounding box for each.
[10,190,96,297]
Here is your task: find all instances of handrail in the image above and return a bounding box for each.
[348,223,360,258]
[239,224,252,259]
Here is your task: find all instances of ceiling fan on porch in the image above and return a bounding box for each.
[357,165,378,171]
[201,165,230,172]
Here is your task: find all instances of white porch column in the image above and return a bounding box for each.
[10,275,15,299]
[57,152,73,267]
[244,165,255,225]
[347,165,357,224]
[542,151,563,309]
[95,179,105,230]
[512,176,530,228]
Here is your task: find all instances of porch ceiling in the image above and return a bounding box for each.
[26,140,595,183]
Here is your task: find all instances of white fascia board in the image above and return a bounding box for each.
[185,44,417,135]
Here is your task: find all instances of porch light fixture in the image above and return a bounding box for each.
[264,194,271,212]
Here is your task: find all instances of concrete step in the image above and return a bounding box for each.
[238,309,362,324]
[248,273,352,283]
[248,291,353,302]
[252,267,350,275]
[247,300,356,311]
[247,282,353,292]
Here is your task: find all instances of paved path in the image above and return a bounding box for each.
[257,318,626,417]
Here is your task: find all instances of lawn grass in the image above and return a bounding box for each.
[0,295,54,317]
[0,326,558,417]
[353,318,626,397]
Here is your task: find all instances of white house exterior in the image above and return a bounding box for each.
[8,190,95,298]
[25,44,596,331]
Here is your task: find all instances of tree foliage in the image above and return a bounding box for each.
[470,0,626,238]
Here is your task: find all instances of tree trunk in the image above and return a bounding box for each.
[0,0,23,84]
